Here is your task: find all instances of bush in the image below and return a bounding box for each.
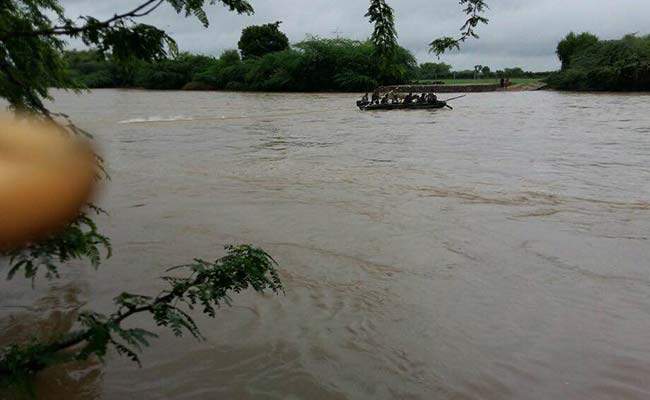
[548,33,650,91]
[63,38,417,92]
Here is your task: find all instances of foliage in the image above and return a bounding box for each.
[556,32,599,70]
[365,0,398,81]
[429,0,489,56]
[63,38,417,91]
[0,245,282,390]
[0,0,251,114]
[413,77,544,85]
[133,52,215,89]
[6,211,112,282]
[417,62,452,80]
[547,33,650,91]
[64,50,124,88]
[238,21,289,59]
[411,64,547,81]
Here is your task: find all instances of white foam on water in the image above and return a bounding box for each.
[118,115,194,124]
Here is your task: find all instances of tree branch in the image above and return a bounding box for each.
[1,245,282,381]
[0,0,161,41]
[429,0,489,56]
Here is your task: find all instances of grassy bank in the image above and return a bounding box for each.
[412,78,544,85]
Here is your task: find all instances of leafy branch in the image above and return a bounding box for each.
[5,210,112,282]
[366,0,398,60]
[0,245,283,389]
[0,0,253,41]
[430,0,489,56]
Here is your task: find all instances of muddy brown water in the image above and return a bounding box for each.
[2,90,650,399]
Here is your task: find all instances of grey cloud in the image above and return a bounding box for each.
[61,0,650,71]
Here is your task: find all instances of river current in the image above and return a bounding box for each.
[1,89,650,399]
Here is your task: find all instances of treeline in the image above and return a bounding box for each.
[547,32,650,91]
[63,38,417,92]
[415,63,549,81]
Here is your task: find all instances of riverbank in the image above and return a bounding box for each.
[379,82,548,93]
[73,82,549,93]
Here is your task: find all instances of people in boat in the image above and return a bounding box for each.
[381,94,390,104]
[391,94,400,104]
[404,92,414,104]
[371,91,380,105]
[359,93,370,106]
[427,93,437,103]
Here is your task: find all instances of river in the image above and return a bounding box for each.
[1,89,650,399]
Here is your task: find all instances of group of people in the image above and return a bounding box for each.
[360,91,438,106]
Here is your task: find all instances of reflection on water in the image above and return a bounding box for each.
[2,90,650,399]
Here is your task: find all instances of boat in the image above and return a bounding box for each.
[356,100,448,111]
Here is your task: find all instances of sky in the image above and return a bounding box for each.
[60,0,650,72]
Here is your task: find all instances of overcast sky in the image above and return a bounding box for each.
[61,0,650,71]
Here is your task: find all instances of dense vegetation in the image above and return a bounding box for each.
[63,44,548,92]
[64,37,418,92]
[547,33,650,91]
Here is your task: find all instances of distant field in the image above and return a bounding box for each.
[413,78,544,85]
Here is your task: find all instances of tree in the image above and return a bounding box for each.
[548,33,650,91]
[418,62,452,80]
[365,0,488,83]
[556,32,599,70]
[220,49,242,65]
[474,64,483,79]
[366,0,398,62]
[504,67,525,77]
[481,65,491,75]
[238,21,290,59]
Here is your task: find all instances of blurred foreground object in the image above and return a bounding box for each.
[0,118,97,250]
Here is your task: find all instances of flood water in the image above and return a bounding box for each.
[2,89,650,399]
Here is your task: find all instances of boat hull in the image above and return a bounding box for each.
[357,101,447,111]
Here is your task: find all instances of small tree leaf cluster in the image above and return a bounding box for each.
[430,0,489,56]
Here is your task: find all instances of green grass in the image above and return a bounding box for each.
[413,78,544,85]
